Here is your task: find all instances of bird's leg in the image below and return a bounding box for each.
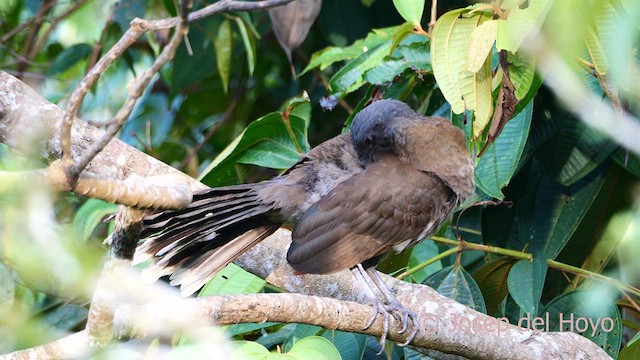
[364,266,419,345]
[351,265,419,353]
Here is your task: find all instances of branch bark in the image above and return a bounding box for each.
[0,72,612,360]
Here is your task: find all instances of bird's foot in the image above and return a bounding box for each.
[363,298,420,354]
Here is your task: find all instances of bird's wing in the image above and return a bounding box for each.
[287,156,456,274]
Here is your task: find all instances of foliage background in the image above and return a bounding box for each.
[1,0,639,359]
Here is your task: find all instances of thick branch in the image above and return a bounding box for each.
[0,72,611,360]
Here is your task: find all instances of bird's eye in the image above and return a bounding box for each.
[364,137,373,145]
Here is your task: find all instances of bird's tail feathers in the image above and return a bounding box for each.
[134,184,279,295]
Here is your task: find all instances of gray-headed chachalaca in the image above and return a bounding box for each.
[135,99,475,348]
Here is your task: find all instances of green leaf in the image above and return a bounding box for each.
[43,304,88,331]
[542,291,622,358]
[227,322,280,337]
[406,240,443,283]
[231,341,270,358]
[329,42,391,95]
[507,257,547,315]
[424,265,487,312]
[475,100,533,199]
[301,27,397,75]
[47,43,93,75]
[619,331,640,360]
[612,147,640,177]
[390,22,416,53]
[322,331,365,360]
[472,258,516,316]
[431,10,493,136]
[467,19,497,73]
[507,52,536,100]
[234,15,257,76]
[171,25,216,92]
[392,0,424,25]
[72,199,118,241]
[288,336,341,360]
[199,112,310,186]
[215,19,233,94]
[199,263,265,296]
[89,350,144,360]
[282,324,323,353]
[496,0,554,53]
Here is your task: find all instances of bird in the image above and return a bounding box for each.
[134,98,475,348]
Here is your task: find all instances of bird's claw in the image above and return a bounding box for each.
[363,299,420,354]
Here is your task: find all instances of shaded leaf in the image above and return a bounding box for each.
[542,291,622,358]
[612,147,640,177]
[406,240,443,283]
[269,0,322,63]
[171,25,216,92]
[215,19,233,94]
[424,265,487,312]
[390,22,416,53]
[472,258,516,315]
[507,256,547,315]
[619,331,640,360]
[282,324,323,352]
[234,15,257,76]
[475,100,533,199]
[508,51,536,100]
[47,43,93,75]
[322,331,365,360]
[43,304,88,331]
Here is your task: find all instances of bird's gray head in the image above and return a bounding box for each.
[350,99,421,166]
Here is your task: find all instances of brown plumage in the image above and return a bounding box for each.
[135,99,475,346]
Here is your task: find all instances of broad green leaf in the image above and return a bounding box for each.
[467,19,497,73]
[301,26,397,75]
[329,42,391,95]
[227,322,279,337]
[390,22,416,53]
[472,258,516,316]
[121,93,183,149]
[199,112,309,186]
[508,52,536,100]
[612,147,640,177]
[199,263,265,296]
[392,0,424,25]
[172,26,216,92]
[496,0,553,53]
[517,161,607,259]
[554,120,616,186]
[234,15,257,76]
[47,43,93,75]
[282,324,323,353]
[72,199,117,241]
[288,336,341,360]
[619,331,640,360]
[231,341,270,358]
[584,27,608,75]
[431,9,475,114]
[475,100,533,199]
[542,291,622,358]
[43,304,88,331]
[406,240,443,283]
[322,331,365,360]
[363,43,431,85]
[215,19,233,94]
[431,10,493,135]
[424,265,487,312]
[507,257,547,315]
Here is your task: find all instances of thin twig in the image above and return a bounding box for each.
[428,0,438,33]
[0,0,57,44]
